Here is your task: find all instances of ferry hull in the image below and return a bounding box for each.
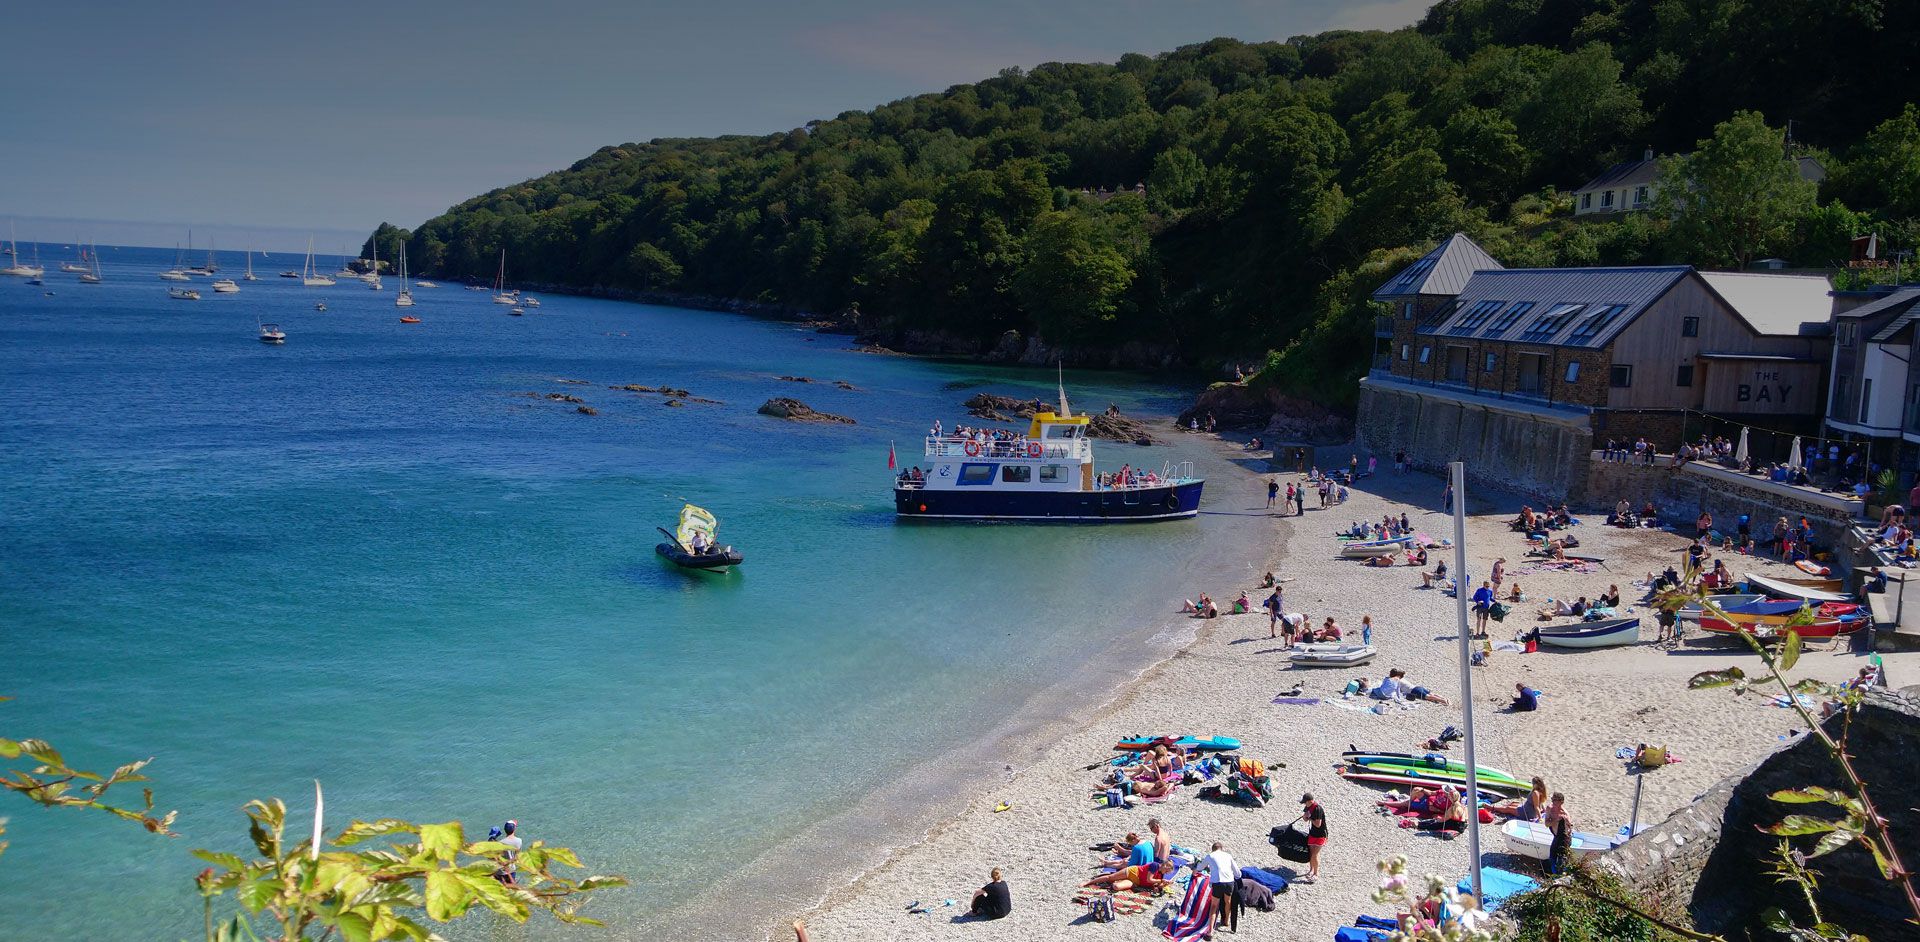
[894,480,1203,522]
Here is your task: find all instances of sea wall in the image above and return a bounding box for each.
[1356,381,1593,504]
[1597,687,1920,940]
[1580,459,1865,552]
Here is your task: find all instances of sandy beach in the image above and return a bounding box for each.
[788,443,1916,941]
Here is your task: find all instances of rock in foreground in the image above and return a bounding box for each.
[758,398,855,425]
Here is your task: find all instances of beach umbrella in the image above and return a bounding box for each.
[1788,436,1803,470]
[1735,427,1749,466]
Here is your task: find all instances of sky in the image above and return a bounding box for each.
[0,0,1429,253]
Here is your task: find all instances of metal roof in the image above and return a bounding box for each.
[1695,272,1834,336]
[1370,232,1504,301]
[1862,289,1920,342]
[1418,266,1692,348]
[1576,157,1659,193]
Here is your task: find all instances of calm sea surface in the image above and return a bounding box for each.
[0,245,1269,938]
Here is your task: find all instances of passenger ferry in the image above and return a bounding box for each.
[894,393,1203,522]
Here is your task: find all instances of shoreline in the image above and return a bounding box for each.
[648,430,1285,942]
[788,441,1917,941]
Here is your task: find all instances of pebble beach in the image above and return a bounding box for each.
[788,440,1917,941]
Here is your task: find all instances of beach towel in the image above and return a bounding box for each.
[1323,698,1379,714]
[1240,866,1289,894]
[1460,867,1538,912]
[1354,915,1400,930]
[1272,696,1321,705]
[1334,928,1390,942]
[1161,866,1214,940]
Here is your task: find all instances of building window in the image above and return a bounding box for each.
[1400,343,1410,361]
[1580,192,1591,210]
[1839,322,1857,347]
[1634,185,1649,206]
[1418,346,1431,364]
[1517,353,1547,394]
[1862,379,1873,425]
[1682,316,1699,337]
[1484,352,1497,373]
[1610,364,1633,388]
[1565,360,1581,383]
[1403,302,1414,320]
[1675,365,1693,387]
[1602,190,1614,208]
[1445,346,1470,382]
[1483,301,1534,337]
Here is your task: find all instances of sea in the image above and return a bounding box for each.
[0,244,1273,939]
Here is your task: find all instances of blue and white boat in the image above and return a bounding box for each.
[893,392,1202,522]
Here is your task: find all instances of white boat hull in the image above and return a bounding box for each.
[1500,819,1618,861]
[1289,644,1377,667]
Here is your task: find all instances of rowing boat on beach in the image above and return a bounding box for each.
[1535,617,1641,649]
[1339,537,1410,559]
[1500,819,1621,860]
[1743,572,1850,603]
[1697,600,1865,639]
[1289,643,1376,666]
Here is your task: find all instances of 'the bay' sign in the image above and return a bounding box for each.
[1702,363,1820,415]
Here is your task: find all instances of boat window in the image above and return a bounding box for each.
[1039,464,1066,482]
[1001,465,1032,483]
[1047,425,1078,439]
[957,463,996,485]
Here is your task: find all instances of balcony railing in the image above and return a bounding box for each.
[922,436,1090,461]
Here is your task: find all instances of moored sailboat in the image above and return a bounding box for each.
[394,242,414,308]
[302,238,336,287]
[491,249,517,304]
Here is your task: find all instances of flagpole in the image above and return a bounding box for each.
[1450,460,1484,902]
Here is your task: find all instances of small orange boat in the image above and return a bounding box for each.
[399,315,420,324]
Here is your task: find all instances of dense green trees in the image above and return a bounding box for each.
[389,0,1920,410]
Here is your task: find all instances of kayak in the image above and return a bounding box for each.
[1344,752,1523,785]
[1114,735,1242,753]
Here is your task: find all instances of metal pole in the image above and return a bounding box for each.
[1629,772,1645,836]
[1450,461,1484,902]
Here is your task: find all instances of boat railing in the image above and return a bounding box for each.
[923,436,1089,461]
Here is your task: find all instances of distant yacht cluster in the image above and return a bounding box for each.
[3,223,539,320]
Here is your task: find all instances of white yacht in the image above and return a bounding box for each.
[394,243,414,308]
[302,238,336,287]
[242,242,259,281]
[491,250,516,304]
[77,241,102,283]
[168,286,201,300]
[1,223,44,277]
[521,295,540,308]
[258,321,285,344]
[59,242,90,273]
[160,241,191,280]
[414,280,438,288]
[211,278,240,293]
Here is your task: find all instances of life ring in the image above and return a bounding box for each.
[1028,442,1043,458]
[1166,494,1180,511]
[964,441,981,457]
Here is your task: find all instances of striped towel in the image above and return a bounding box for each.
[1162,867,1214,940]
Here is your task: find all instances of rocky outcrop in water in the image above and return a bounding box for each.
[961,393,1156,445]
[758,398,855,424]
[1178,383,1352,442]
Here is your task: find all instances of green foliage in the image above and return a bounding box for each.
[394,9,1920,410]
[1656,111,1818,268]
[1,698,178,857]
[195,792,627,941]
[1503,872,1692,942]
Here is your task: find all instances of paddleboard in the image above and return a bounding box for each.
[1336,766,1527,794]
[1345,752,1523,784]
[1114,735,1242,753]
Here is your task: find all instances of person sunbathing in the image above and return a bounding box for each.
[1366,553,1397,567]
[1377,785,1448,815]
[1400,794,1469,836]
[1084,862,1169,893]
[1129,765,1175,800]
[1490,777,1548,821]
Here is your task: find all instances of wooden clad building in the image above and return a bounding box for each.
[1366,234,1833,447]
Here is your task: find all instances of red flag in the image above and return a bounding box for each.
[888,440,897,470]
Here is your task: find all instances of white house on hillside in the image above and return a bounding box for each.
[1573,149,1827,217]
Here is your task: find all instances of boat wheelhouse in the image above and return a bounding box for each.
[894,400,1203,522]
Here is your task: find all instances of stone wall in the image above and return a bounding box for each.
[1579,459,1866,556]
[1357,381,1594,504]
[1598,688,1920,940]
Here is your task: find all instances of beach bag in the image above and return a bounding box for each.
[1239,758,1265,779]
[1489,602,1511,622]
[1240,865,1289,894]
[1087,894,1115,923]
[1270,824,1311,863]
[1103,788,1125,808]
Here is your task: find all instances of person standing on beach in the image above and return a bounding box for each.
[1490,558,1506,593]
[1267,479,1279,509]
[1265,588,1284,637]
[491,820,522,886]
[1294,485,1305,515]
[1203,841,1240,932]
[1299,794,1327,883]
[1471,581,1495,636]
[1443,480,1454,514]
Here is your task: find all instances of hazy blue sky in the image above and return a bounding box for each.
[0,0,1427,252]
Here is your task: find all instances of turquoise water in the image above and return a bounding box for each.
[0,246,1266,938]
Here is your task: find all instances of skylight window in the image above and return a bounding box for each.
[1519,303,1585,341]
[1449,300,1505,335]
[1566,304,1628,344]
[1482,301,1535,337]
[1396,257,1436,286]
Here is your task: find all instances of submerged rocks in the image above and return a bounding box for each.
[546,393,586,404]
[961,393,1156,445]
[575,405,598,416]
[832,380,861,391]
[611,383,721,404]
[779,375,815,383]
[758,398,855,424]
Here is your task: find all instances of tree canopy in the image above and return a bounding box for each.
[383,0,1920,410]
